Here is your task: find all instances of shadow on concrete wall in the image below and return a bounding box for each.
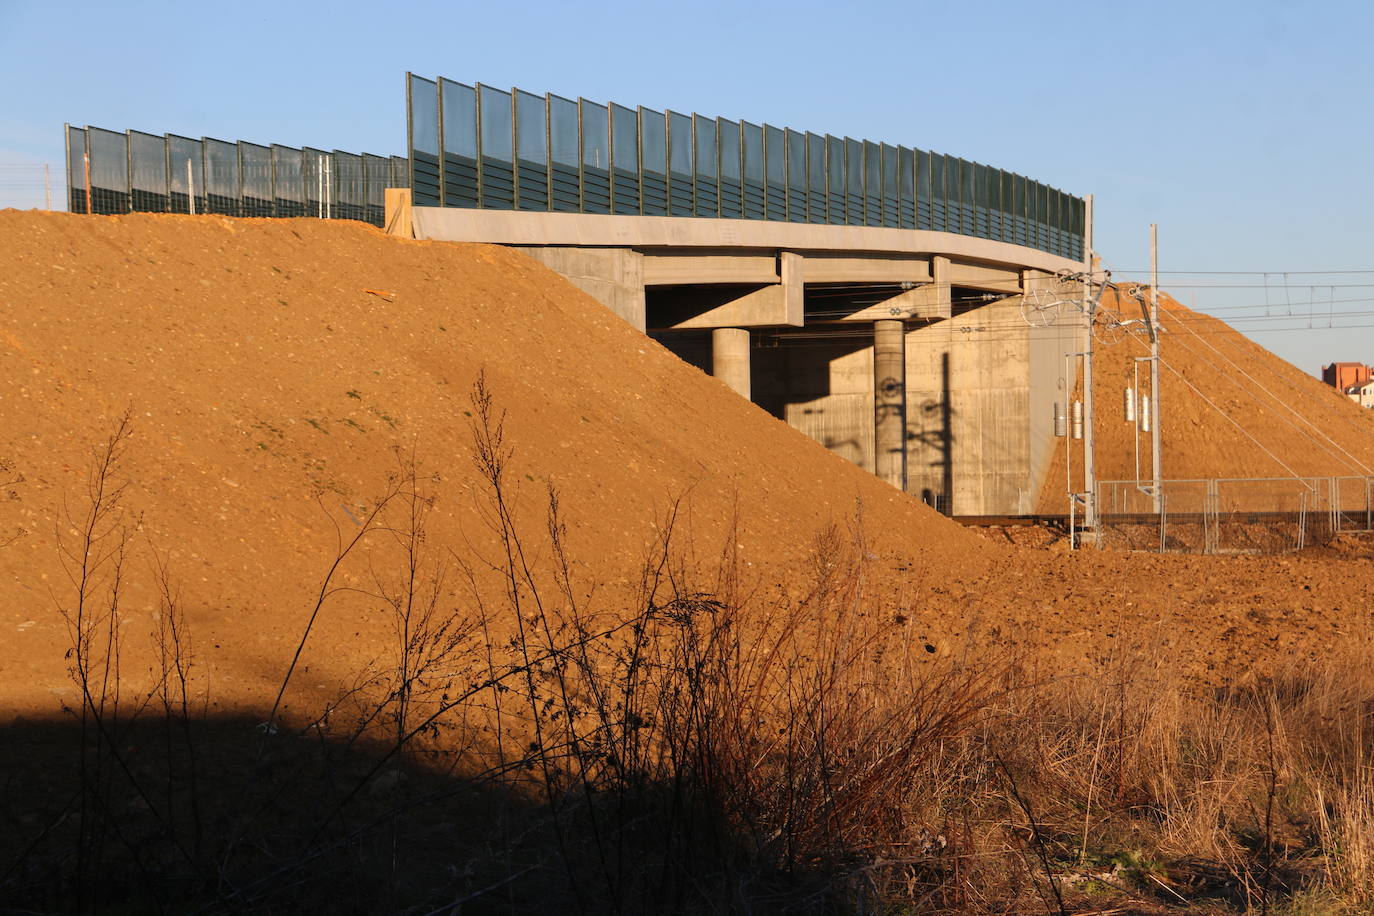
[753,336,876,468]
[907,351,955,514]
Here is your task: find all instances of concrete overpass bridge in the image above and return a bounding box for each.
[398,76,1092,517]
[62,75,1092,518]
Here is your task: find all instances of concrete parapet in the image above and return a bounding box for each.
[411,207,1083,277]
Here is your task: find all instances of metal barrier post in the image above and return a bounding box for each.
[1157,490,1165,553]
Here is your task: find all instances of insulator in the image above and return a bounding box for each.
[1053,402,1067,437]
[1072,400,1084,440]
[1141,395,1151,432]
[1124,387,1135,422]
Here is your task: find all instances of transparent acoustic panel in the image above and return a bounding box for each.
[640,107,667,216]
[971,161,989,238]
[303,146,327,217]
[1071,196,1085,259]
[1064,190,1079,258]
[915,149,931,230]
[239,141,272,217]
[363,153,389,226]
[66,125,86,213]
[898,146,915,229]
[987,168,1001,241]
[666,110,692,216]
[610,102,639,215]
[1038,184,1049,252]
[128,130,168,213]
[407,74,441,206]
[87,127,129,214]
[763,124,785,220]
[390,156,409,190]
[581,99,610,214]
[940,155,957,232]
[958,158,975,236]
[951,157,966,234]
[717,118,741,219]
[439,79,477,208]
[845,138,863,226]
[1000,167,1011,243]
[1044,188,1059,255]
[167,134,203,215]
[857,143,879,230]
[1042,184,1055,253]
[784,128,806,222]
[272,145,304,217]
[1000,168,1016,242]
[742,120,765,219]
[549,94,580,212]
[478,84,513,209]
[881,143,898,228]
[862,140,881,227]
[1012,173,1027,246]
[806,132,825,224]
[1017,174,1031,246]
[825,135,844,224]
[202,137,238,216]
[693,114,717,217]
[332,151,365,222]
[928,153,946,232]
[514,90,548,211]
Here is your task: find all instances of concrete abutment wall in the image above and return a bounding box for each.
[399,199,1086,515]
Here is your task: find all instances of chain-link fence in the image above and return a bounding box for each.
[406,74,1086,260]
[65,125,406,227]
[1096,477,1374,554]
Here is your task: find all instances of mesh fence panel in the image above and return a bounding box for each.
[72,123,402,225]
[1096,477,1370,554]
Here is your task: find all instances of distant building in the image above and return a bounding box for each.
[1324,362,1373,391]
[1348,380,1374,408]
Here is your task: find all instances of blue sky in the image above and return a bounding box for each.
[2,0,1371,374]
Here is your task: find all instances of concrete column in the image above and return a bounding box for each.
[874,319,907,491]
[930,256,953,318]
[712,327,751,400]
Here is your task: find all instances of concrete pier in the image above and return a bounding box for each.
[712,327,751,399]
[873,319,906,490]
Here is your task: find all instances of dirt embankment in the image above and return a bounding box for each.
[1037,285,1374,511]
[2,211,1372,719]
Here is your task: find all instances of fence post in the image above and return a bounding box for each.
[1297,492,1307,551]
[1158,490,1166,553]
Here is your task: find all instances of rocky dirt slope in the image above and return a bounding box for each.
[2,211,1371,719]
[1037,285,1374,511]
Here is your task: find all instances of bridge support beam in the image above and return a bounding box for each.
[712,328,751,399]
[874,319,906,490]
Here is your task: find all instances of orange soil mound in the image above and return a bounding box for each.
[1037,286,1374,511]
[1,212,1370,718]
[0,211,983,716]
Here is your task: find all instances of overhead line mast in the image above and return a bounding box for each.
[1150,224,1163,512]
[1083,195,1097,531]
